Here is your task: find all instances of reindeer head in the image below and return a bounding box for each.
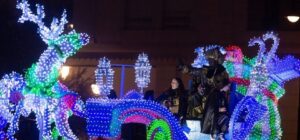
[16,0,89,56]
[17,0,65,42]
[17,0,89,87]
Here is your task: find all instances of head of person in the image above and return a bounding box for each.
[205,48,225,66]
[197,83,205,94]
[144,90,154,100]
[108,90,117,99]
[170,77,185,91]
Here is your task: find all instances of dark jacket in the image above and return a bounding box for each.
[187,91,207,119]
[201,90,229,134]
[156,88,188,119]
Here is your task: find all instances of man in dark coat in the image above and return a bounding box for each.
[201,88,229,139]
[200,48,230,139]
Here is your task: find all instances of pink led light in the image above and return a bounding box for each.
[61,94,77,109]
[119,108,162,120]
[225,45,243,63]
[124,115,151,124]
[230,77,250,86]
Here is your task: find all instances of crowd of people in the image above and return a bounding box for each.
[154,48,231,140]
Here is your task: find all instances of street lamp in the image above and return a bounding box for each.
[68,23,74,29]
[60,66,70,80]
[91,84,100,95]
[287,15,300,23]
[287,0,299,23]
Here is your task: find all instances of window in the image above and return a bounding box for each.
[124,0,156,30]
[162,0,192,30]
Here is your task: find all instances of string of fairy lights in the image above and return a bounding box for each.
[0,0,89,139]
[95,57,115,96]
[135,53,152,93]
[86,98,187,140]
[0,0,300,140]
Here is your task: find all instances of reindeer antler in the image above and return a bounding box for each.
[248,37,266,63]
[16,0,68,43]
[262,32,280,64]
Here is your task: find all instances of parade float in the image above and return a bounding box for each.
[0,0,299,140]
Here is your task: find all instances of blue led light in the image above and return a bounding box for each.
[86,98,187,140]
[0,0,90,139]
[191,47,209,68]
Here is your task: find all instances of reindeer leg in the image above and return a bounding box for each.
[36,111,44,140]
[54,105,78,140]
[0,105,12,140]
[43,107,52,140]
[7,101,23,140]
[35,107,52,140]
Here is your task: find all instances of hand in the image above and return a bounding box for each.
[220,84,230,92]
[219,107,226,112]
[182,66,189,74]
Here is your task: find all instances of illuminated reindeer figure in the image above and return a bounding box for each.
[225,32,300,140]
[0,0,89,139]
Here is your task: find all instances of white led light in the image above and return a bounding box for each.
[0,0,90,139]
[287,15,300,23]
[95,57,114,96]
[60,66,70,80]
[191,47,209,68]
[91,84,100,95]
[134,53,151,93]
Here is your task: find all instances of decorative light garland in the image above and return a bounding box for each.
[135,53,152,93]
[95,57,114,96]
[123,90,144,99]
[4,2,300,139]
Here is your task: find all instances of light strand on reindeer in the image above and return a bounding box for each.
[0,0,89,139]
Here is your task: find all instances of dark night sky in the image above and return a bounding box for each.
[0,0,72,76]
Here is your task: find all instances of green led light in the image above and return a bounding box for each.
[147,119,171,140]
[25,64,59,89]
[237,85,247,96]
